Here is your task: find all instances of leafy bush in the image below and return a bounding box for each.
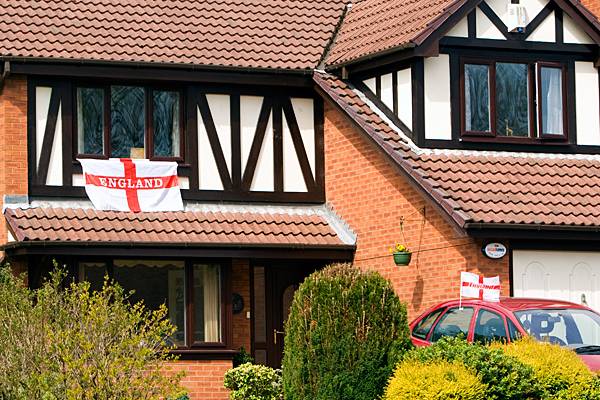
[233,347,254,367]
[224,363,282,400]
[282,263,411,400]
[383,360,487,400]
[497,338,600,399]
[406,337,537,400]
[0,265,184,400]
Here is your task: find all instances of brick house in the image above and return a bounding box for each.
[2,0,600,398]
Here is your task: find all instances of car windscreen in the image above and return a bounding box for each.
[514,308,600,351]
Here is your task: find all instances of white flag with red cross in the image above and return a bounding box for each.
[460,272,501,302]
[78,158,183,212]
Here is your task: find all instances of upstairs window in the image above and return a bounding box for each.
[461,59,567,141]
[76,85,183,161]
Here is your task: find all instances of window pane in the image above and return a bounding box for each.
[77,88,104,155]
[507,319,522,342]
[496,63,530,137]
[78,262,108,292]
[153,91,181,158]
[541,67,563,135]
[193,264,221,343]
[413,309,443,340]
[465,64,491,132]
[111,86,145,158]
[474,309,508,344]
[113,260,185,346]
[431,307,474,342]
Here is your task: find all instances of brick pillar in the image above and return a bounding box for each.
[582,0,600,17]
[231,259,251,352]
[0,75,28,248]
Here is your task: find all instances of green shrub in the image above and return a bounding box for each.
[282,263,411,400]
[0,265,184,400]
[233,347,254,367]
[406,337,538,400]
[223,363,282,400]
[497,338,600,399]
[383,360,487,400]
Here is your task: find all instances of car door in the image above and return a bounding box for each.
[411,308,444,346]
[429,307,475,343]
[473,308,509,344]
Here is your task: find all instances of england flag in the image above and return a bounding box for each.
[460,272,501,302]
[78,158,184,212]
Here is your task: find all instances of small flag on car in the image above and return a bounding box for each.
[460,271,501,303]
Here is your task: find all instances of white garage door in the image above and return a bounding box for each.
[513,250,600,312]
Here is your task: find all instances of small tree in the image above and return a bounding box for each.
[282,263,411,400]
[0,265,185,400]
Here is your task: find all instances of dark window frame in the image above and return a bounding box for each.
[76,257,231,351]
[460,57,568,143]
[73,84,185,162]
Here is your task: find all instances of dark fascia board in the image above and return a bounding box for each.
[2,240,356,260]
[314,77,469,236]
[466,223,600,241]
[5,57,314,87]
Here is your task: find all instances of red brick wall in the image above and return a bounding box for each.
[231,258,251,352]
[323,103,509,319]
[166,360,232,400]
[0,75,28,249]
[582,0,600,17]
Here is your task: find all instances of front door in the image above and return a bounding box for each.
[252,263,317,368]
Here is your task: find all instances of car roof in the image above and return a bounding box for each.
[431,297,591,313]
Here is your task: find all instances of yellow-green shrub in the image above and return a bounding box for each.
[383,360,487,400]
[496,338,599,399]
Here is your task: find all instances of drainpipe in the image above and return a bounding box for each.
[0,61,10,93]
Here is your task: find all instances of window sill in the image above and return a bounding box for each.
[459,136,569,145]
[170,348,238,361]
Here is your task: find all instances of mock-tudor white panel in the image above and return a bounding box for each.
[198,106,223,190]
[575,61,600,146]
[513,250,600,311]
[487,0,548,27]
[526,11,555,42]
[446,15,468,38]
[380,73,394,110]
[282,113,307,193]
[35,87,52,169]
[363,77,376,93]
[178,176,190,190]
[42,100,63,187]
[73,174,85,187]
[250,113,274,191]
[206,94,232,174]
[291,98,315,177]
[476,7,505,40]
[397,68,413,130]
[424,55,452,140]
[564,14,594,44]
[240,96,264,174]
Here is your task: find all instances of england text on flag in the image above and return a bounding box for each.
[460,272,501,302]
[78,158,184,212]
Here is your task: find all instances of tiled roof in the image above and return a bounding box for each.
[327,0,461,67]
[315,71,600,229]
[0,0,347,70]
[4,207,349,247]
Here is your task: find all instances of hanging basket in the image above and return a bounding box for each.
[393,251,412,266]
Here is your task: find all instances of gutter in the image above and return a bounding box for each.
[465,222,600,233]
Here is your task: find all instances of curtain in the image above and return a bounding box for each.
[496,63,529,137]
[153,91,180,157]
[465,64,490,132]
[202,264,221,342]
[541,67,563,135]
[77,88,104,155]
[110,86,145,158]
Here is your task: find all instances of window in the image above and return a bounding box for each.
[473,309,508,344]
[431,307,474,342]
[76,85,183,161]
[461,59,567,141]
[515,308,600,347]
[507,318,522,342]
[78,259,224,348]
[412,309,443,340]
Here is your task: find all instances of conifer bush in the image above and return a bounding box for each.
[0,265,185,400]
[282,263,411,400]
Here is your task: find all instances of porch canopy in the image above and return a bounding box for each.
[2,206,356,260]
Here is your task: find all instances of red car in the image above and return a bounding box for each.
[409,298,600,371]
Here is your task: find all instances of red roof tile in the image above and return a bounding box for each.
[4,207,348,247]
[315,71,600,229]
[0,0,347,70]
